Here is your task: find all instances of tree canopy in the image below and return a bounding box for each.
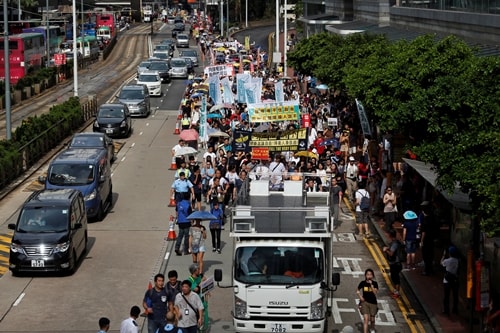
[288,32,500,235]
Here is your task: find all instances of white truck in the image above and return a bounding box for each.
[143,6,153,22]
[215,174,340,333]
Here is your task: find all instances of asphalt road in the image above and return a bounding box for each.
[0,23,431,333]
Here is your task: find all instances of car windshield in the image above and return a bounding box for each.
[234,246,324,285]
[149,62,168,70]
[155,45,168,51]
[153,52,168,60]
[120,89,145,99]
[182,51,196,57]
[138,61,150,69]
[177,34,188,39]
[183,58,193,66]
[70,136,103,147]
[139,74,159,82]
[98,107,125,118]
[171,59,186,67]
[17,207,68,233]
[48,164,95,186]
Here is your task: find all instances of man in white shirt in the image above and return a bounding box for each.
[172,139,186,169]
[355,184,371,237]
[120,306,140,333]
[345,156,359,202]
[203,145,216,163]
[269,155,286,184]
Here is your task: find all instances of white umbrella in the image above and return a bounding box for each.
[210,104,226,112]
[174,146,198,156]
[208,131,230,138]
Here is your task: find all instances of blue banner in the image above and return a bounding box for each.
[236,73,250,103]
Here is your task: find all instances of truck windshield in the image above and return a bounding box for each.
[234,246,323,285]
[48,164,95,186]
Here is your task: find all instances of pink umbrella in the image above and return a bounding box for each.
[179,129,199,141]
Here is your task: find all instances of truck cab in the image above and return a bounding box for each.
[215,173,340,333]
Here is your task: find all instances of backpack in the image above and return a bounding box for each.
[359,191,370,212]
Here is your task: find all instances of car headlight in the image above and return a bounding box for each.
[120,120,127,128]
[54,241,70,253]
[234,295,249,319]
[310,298,324,320]
[85,189,97,201]
[10,243,24,254]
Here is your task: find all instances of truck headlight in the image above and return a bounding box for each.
[85,189,97,201]
[234,295,249,319]
[10,243,24,254]
[310,298,324,320]
[54,241,70,253]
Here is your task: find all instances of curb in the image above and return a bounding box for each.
[370,215,443,333]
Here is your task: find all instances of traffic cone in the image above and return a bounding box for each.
[174,120,180,134]
[169,156,177,170]
[167,222,176,240]
[147,280,153,290]
[177,110,183,120]
[168,195,176,207]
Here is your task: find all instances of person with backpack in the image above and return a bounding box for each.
[355,183,371,237]
[383,229,403,299]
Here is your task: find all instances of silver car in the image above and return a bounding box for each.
[179,49,199,67]
[176,34,189,48]
[169,58,188,79]
[118,84,151,117]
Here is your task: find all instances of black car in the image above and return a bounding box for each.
[68,132,115,164]
[182,57,195,74]
[93,103,132,138]
[148,60,171,83]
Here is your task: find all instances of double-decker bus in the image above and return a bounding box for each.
[22,25,65,55]
[0,33,46,84]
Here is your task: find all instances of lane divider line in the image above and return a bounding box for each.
[13,293,25,307]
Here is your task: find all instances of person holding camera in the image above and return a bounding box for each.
[356,268,378,333]
[174,280,204,333]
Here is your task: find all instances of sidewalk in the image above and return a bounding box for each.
[371,215,475,332]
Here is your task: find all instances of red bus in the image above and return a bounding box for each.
[96,13,116,38]
[0,33,46,84]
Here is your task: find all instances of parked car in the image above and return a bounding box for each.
[148,60,171,83]
[8,189,88,275]
[68,132,115,163]
[179,49,199,67]
[93,103,132,138]
[118,84,151,117]
[176,34,189,48]
[169,58,188,79]
[137,70,162,96]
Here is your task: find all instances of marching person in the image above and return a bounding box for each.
[356,269,378,333]
[175,280,204,333]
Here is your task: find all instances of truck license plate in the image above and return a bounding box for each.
[31,260,44,267]
[271,323,287,332]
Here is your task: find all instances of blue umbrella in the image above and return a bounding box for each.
[191,92,203,98]
[317,84,329,90]
[320,138,339,147]
[207,113,223,119]
[186,211,218,220]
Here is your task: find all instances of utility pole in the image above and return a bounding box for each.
[245,0,247,28]
[46,0,50,67]
[220,0,223,37]
[72,0,78,97]
[283,0,287,77]
[226,0,228,38]
[275,0,279,53]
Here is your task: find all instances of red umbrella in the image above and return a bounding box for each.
[180,129,199,141]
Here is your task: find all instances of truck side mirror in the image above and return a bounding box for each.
[214,269,223,282]
[38,175,47,183]
[332,273,340,286]
[8,223,16,230]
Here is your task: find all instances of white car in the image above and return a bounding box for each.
[176,34,189,48]
[136,70,162,96]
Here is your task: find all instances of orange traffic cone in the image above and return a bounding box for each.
[166,222,176,240]
[174,120,180,134]
[177,111,183,120]
[168,195,176,207]
[169,156,177,170]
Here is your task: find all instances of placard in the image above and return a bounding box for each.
[250,128,307,152]
[247,101,300,123]
[200,276,215,297]
[251,147,270,160]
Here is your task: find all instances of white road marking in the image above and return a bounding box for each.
[335,257,364,278]
[164,251,170,260]
[333,233,356,242]
[131,142,135,148]
[13,293,25,306]
[139,131,144,135]
[331,298,355,324]
[146,123,150,126]
[121,156,126,162]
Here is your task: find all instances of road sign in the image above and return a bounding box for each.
[54,53,66,66]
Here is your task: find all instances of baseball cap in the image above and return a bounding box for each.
[349,156,355,162]
[403,210,418,220]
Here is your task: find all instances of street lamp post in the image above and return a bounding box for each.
[245,0,248,28]
[226,0,228,38]
[220,0,223,37]
[72,0,78,97]
[275,0,279,53]
[4,0,12,140]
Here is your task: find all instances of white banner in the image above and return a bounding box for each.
[274,80,284,103]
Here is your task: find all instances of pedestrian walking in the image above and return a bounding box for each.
[345,156,359,202]
[441,246,459,315]
[402,210,419,270]
[143,273,172,333]
[210,202,224,253]
[175,194,192,256]
[419,201,438,275]
[175,280,204,333]
[157,311,183,333]
[120,306,140,333]
[356,269,379,333]
[383,229,403,298]
[171,172,194,204]
[189,166,203,211]
[383,186,397,231]
[97,317,110,333]
[166,270,182,301]
[189,219,207,274]
[355,183,371,237]
[329,178,343,227]
[235,170,250,205]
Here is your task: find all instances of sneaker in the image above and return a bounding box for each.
[175,249,182,256]
[212,248,216,252]
[217,249,221,254]
[370,330,376,333]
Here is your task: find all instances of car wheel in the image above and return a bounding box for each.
[69,249,77,275]
[96,201,104,222]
